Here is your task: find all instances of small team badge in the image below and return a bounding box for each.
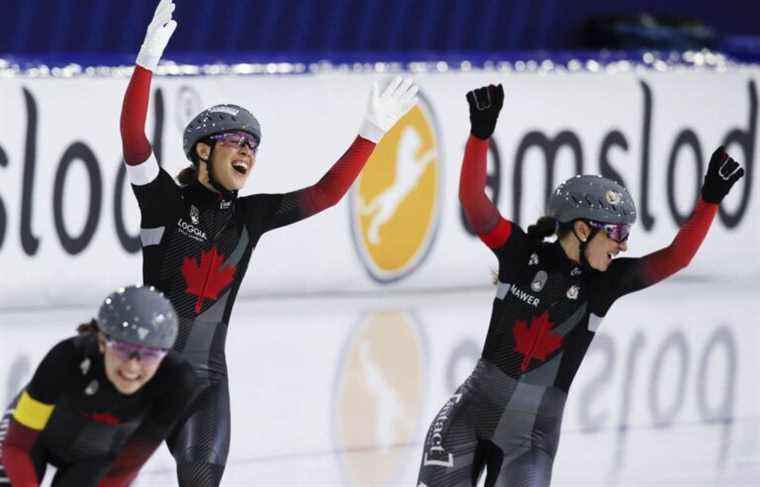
[531,271,548,292]
[190,205,200,225]
[529,253,539,266]
[219,200,232,210]
[605,190,622,205]
[85,380,99,396]
[571,267,582,277]
[80,358,91,375]
[567,285,580,300]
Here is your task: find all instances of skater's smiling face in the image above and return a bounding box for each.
[195,131,258,191]
[98,333,166,395]
[584,226,628,271]
[560,220,629,272]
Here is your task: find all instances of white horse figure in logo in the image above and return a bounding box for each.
[359,340,409,451]
[359,126,436,245]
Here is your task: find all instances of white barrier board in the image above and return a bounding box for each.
[0,68,758,308]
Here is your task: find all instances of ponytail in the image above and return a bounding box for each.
[177,166,197,186]
[489,216,558,284]
[77,319,99,335]
[527,216,559,242]
[178,138,216,186]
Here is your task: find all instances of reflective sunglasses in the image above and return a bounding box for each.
[208,131,259,153]
[586,220,631,243]
[104,336,168,365]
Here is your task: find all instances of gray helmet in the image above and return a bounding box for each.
[97,286,178,349]
[547,175,637,225]
[182,104,262,162]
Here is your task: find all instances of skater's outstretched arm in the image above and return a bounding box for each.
[240,76,419,232]
[599,147,745,304]
[459,84,516,250]
[119,0,183,226]
[120,0,177,168]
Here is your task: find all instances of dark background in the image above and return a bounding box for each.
[1,0,759,62]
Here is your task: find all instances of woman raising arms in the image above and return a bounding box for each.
[416,83,744,487]
[120,1,418,486]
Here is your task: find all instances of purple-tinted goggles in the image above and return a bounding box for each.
[587,220,631,243]
[105,336,168,365]
[209,131,259,152]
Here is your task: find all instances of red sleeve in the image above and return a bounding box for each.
[600,198,719,308]
[2,420,42,487]
[459,135,512,249]
[297,136,376,215]
[120,66,153,166]
[239,136,377,232]
[640,198,718,284]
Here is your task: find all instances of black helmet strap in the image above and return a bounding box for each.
[197,141,237,201]
[572,220,599,271]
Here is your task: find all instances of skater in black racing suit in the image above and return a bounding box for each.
[0,286,195,487]
[415,84,745,487]
[121,2,419,485]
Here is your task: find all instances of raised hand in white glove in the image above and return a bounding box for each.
[136,0,178,72]
[359,76,419,143]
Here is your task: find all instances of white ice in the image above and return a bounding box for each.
[1,280,758,486]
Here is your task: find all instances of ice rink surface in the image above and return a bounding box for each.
[2,279,758,487]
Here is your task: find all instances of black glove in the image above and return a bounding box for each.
[701,146,745,203]
[466,84,504,140]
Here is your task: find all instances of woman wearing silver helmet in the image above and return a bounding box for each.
[0,286,196,487]
[119,1,418,486]
[415,84,744,487]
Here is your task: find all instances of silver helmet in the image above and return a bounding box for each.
[182,104,262,162]
[547,175,637,225]
[97,286,178,349]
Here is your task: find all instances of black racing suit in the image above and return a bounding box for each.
[129,163,318,481]
[122,65,377,487]
[0,333,196,487]
[416,135,720,487]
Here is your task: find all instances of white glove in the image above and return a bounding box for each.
[136,0,178,71]
[359,76,419,143]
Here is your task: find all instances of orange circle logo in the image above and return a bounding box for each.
[350,94,442,282]
[332,311,427,485]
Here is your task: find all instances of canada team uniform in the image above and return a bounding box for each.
[0,334,195,487]
[416,123,736,487]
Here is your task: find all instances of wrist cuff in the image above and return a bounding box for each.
[359,119,385,144]
[135,50,159,72]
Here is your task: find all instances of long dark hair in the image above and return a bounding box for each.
[177,166,197,186]
[490,217,575,285]
[177,138,214,186]
[527,216,575,243]
[77,319,99,335]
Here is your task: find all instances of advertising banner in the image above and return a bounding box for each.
[0,67,758,308]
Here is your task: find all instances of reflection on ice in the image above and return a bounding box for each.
[0,280,757,486]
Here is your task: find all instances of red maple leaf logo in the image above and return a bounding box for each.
[513,311,563,372]
[181,247,237,314]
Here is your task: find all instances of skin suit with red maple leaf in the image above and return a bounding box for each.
[119,3,419,485]
[415,84,745,487]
